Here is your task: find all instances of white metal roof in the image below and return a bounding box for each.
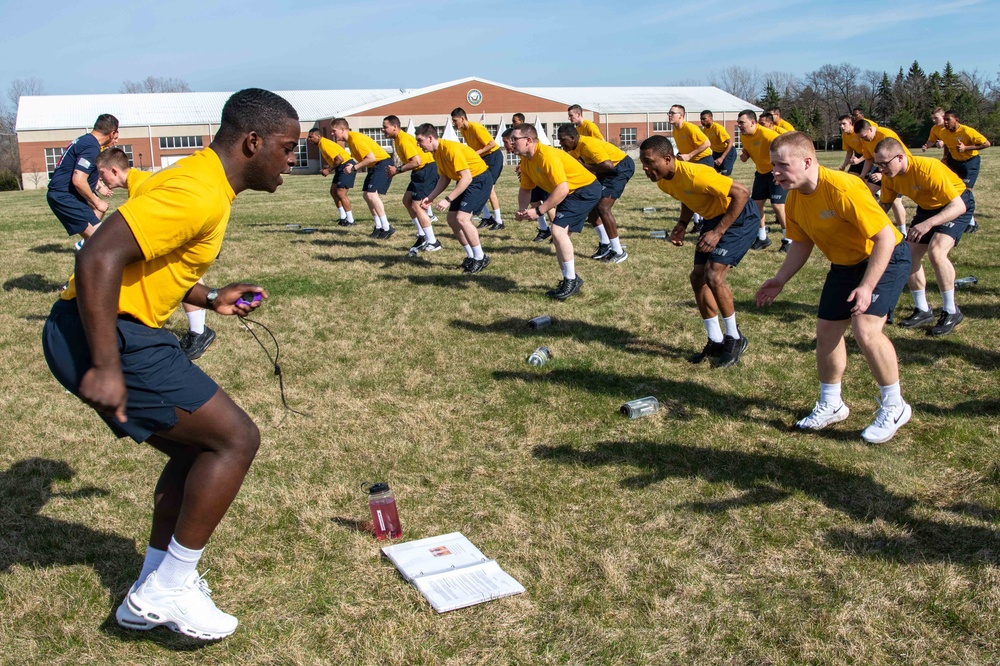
[520,86,760,114]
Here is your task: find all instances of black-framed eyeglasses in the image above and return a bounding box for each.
[874,154,903,169]
[510,136,529,142]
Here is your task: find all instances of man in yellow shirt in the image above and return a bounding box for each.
[414,124,493,273]
[737,110,789,251]
[768,107,795,133]
[875,137,974,335]
[568,104,605,140]
[383,115,442,254]
[837,115,866,175]
[42,88,299,639]
[557,124,634,263]
[502,127,554,242]
[700,110,736,176]
[759,113,789,134]
[639,135,761,367]
[331,118,395,239]
[511,123,602,300]
[669,105,714,234]
[854,120,909,234]
[921,107,946,157]
[941,109,990,233]
[451,108,504,230]
[307,127,356,226]
[757,132,912,444]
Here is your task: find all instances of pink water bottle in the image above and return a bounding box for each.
[363,482,402,540]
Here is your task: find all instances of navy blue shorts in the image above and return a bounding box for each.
[334,160,356,189]
[751,171,788,204]
[946,154,980,189]
[694,200,761,267]
[47,190,98,236]
[713,150,737,176]
[363,158,393,195]
[553,180,602,233]
[42,299,219,442]
[597,156,634,200]
[530,186,549,203]
[912,189,974,246]
[406,162,439,200]
[451,170,495,214]
[482,150,504,182]
[818,242,911,321]
[848,154,865,175]
[694,154,715,168]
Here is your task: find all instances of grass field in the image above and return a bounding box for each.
[1,150,998,665]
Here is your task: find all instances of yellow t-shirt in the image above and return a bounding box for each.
[393,131,434,171]
[776,119,795,132]
[460,122,499,156]
[926,124,944,145]
[785,166,902,266]
[702,122,731,153]
[347,131,390,163]
[433,139,488,180]
[655,161,733,220]
[858,126,912,162]
[741,125,781,174]
[62,148,236,328]
[842,130,863,155]
[126,168,152,198]
[940,123,988,162]
[772,125,791,135]
[880,155,966,210]
[577,119,604,141]
[673,122,712,161]
[519,143,597,194]
[318,137,352,168]
[569,136,627,167]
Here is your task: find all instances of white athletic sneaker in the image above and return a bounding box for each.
[795,401,850,430]
[73,239,85,252]
[127,570,238,640]
[860,397,911,444]
[115,581,156,631]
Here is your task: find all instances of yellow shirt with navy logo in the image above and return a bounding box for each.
[858,126,912,162]
[126,168,152,198]
[577,119,605,141]
[940,123,988,162]
[62,148,236,328]
[433,139,488,180]
[520,143,597,194]
[393,131,434,171]
[460,122,499,156]
[776,119,795,132]
[880,155,966,210]
[785,166,902,266]
[842,130,863,155]
[569,136,627,167]
[318,137,352,168]
[702,122,731,153]
[741,125,781,174]
[673,122,712,161]
[347,131,390,163]
[655,161,733,220]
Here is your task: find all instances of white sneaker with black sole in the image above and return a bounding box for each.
[127,570,238,640]
[796,401,850,430]
[860,397,911,444]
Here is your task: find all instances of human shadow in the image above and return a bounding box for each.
[4,274,66,292]
[29,243,74,254]
[533,441,1000,565]
[316,253,407,270]
[310,238,379,249]
[953,301,999,320]
[734,298,817,324]
[911,398,1000,418]
[890,335,1000,371]
[383,273,520,294]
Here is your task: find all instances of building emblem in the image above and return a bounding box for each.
[467,89,483,106]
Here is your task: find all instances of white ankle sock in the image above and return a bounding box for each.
[187,309,206,335]
[703,316,723,343]
[594,224,610,244]
[463,244,474,258]
[757,227,767,240]
[879,382,902,406]
[940,288,956,314]
[346,210,354,223]
[155,536,204,589]
[338,206,346,219]
[423,226,436,244]
[492,208,502,223]
[820,382,842,406]
[609,237,622,253]
[538,217,549,231]
[722,313,739,338]
[472,245,485,260]
[412,218,422,233]
[911,289,929,311]
[137,546,167,586]
[561,260,576,280]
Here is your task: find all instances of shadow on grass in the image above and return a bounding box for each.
[734,298,817,324]
[384,273,520,293]
[331,516,374,536]
[309,238,380,249]
[452,317,686,358]
[29,243,74,254]
[4,274,65,292]
[316,253,408,270]
[912,398,1000,418]
[891,335,1000,371]
[953,302,1000,320]
[533,441,1000,565]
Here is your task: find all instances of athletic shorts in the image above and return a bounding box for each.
[818,242,911,321]
[333,160,357,189]
[597,156,635,200]
[946,154,980,189]
[482,149,504,182]
[363,158,393,195]
[694,154,715,168]
[406,162,440,201]
[713,150,737,176]
[47,189,98,236]
[42,299,219,442]
[553,180,602,233]
[530,186,549,203]
[751,171,788,204]
[912,189,974,246]
[450,170,495,214]
[848,158,865,175]
[693,200,761,267]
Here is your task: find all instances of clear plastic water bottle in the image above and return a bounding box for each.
[649,230,667,238]
[527,346,551,366]
[620,396,659,419]
[954,276,978,288]
[363,482,402,540]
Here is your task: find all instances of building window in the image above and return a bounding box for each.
[733,126,742,150]
[294,138,308,167]
[436,126,447,141]
[484,124,499,140]
[360,128,394,153]
[45,147,64,176]
[653,122,671,132]
[118,144,134,167]
[505,151,520,166]
[620,127,637,148]
[159,136,204,149]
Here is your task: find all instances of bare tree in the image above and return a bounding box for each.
[7,77,45,110]
[120,76,192,94]
[709,65,762,104]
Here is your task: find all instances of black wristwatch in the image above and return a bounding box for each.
[535,206,543,217]
[206,288,219,310]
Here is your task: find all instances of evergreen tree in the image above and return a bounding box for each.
[875,72,895,120]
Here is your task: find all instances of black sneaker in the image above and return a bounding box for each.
[591,243,612,260]
[469,254,491,273]
[422,239,442,252]
[489,221,505,231]
[689,340,724,364]
[533,229,552,243]
[369,227,382,238]
[690,220,703,235]
[477,217,493,228]
[552,275,583,301]
[601,249,628,264]
[965,223,978,234]
[751,237,772,250]
[546,279,567,297]
[338,218,350,227]
[411,235,427,250]
[716,333,748,367]
[179,326,216,361]
[381,226,395,240]
[779,239,791,253]
[929,309,964,336]
[898,307,934,328]
[460,257,476,272]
